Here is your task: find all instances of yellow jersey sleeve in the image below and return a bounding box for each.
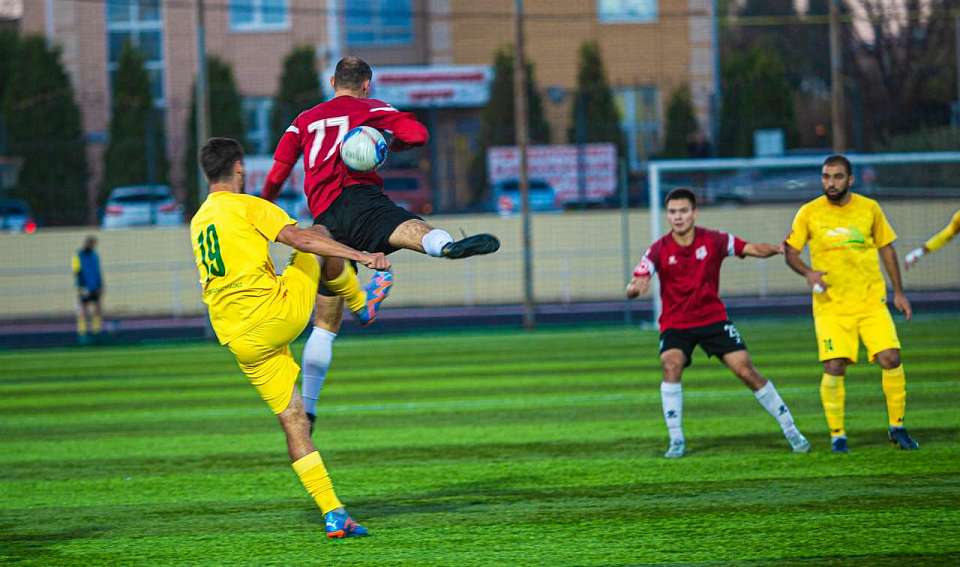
[246,197,296,242]
[925,209,960,252]
[871,200,897,248]
[71,254,80,274]
[785,205,810,251]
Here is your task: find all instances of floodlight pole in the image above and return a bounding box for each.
[829,0,846,152]
[514,0,535,330]
[195,0,211,202]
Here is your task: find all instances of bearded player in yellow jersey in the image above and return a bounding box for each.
[191,137,391,538]
[904,209,960,269]
[784,154,919,453]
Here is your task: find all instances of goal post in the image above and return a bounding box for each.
[645,151,960,326]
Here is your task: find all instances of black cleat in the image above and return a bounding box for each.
[888,427,919,450]
[441,234,500,259]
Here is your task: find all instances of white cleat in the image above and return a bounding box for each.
[786,429,811,453]
[664,439,686,458]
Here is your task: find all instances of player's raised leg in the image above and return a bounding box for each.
[721,350,809,453]
[659,349,686,458]
[315,228,393,326]
[388,218,500,259]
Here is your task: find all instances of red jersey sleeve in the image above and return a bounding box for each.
[716,230,747,258]
[364,99,428,149]
[634,241,661,277]
[273,116,303,165]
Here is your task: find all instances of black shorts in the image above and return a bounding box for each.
[659,320,747,367]
[79,289,101,303]
[314,184,421,255]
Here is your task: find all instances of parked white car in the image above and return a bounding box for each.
[102,185,183,229]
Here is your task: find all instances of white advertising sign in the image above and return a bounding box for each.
[325,65,493,108]
[487,144,618,203]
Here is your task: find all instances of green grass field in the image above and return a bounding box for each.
[1,316,958,565]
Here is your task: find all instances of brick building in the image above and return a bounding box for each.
[21,0,716,219]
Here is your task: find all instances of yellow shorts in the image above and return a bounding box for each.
[227,252,320,414]
[814,306,901,364]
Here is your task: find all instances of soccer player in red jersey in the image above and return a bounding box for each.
[261,57,499,427]
[626,188,810,458]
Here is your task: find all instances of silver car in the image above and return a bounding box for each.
[102,185,183,229]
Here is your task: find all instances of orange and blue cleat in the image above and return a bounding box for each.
[325,509,369,539]
[353,270,393,326]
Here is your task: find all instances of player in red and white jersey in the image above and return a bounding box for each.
[260,57,500,429]
[626,188,809,458]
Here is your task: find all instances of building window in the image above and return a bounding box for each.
[598,0,658,23]
[230,0,289,32]
[106,0,165,107]
[346,0,413,47]
[244,98,274,155]
[615,86,660,170]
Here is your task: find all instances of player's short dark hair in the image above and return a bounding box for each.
[665,188,697,208]
[334,56,373,91]
[200,137,244,183]
[823,154,852,175]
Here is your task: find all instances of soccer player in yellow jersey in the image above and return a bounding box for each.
[904,209,960,270]
[784,154,919,453]
[191,137,391,538]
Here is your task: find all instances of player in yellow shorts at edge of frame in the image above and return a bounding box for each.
[784,154,919,453]
[190,137,389,538]
[904,209,960,269]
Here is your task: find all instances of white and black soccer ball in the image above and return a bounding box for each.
[340,126,388,172]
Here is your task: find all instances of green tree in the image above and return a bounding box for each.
[567,41,624,154]
[468,47,552,203]
[270,46,322,147]
[2,35,88,225]
[184,56,247,214]
[661,85,699,158]
[102,42,168,204]
[0,30,19,153]
[718,47,795,156]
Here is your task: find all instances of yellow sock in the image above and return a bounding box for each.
[292,451,343,514]
[820,373,846,438]
[881,365,906,428]
[323,264,366,313]
[77,313,87,336]
[92,315,102,334]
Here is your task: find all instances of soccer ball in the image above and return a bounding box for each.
[340,126,388,172]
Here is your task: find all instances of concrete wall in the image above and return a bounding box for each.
[2,202,958,320]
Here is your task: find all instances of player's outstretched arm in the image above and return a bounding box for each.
[784,243,828,293]
[742,242,783,258]
[625,275,651,299]
[276,225,391,270]
[879,244,911,321]
[906,210,960,270]
[260,160,294,202]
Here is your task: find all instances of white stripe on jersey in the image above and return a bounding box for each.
[726,233,735,256]
[285,125,300,134]
[370,106,397,113]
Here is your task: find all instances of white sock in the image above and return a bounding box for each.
[754,381,797,435]
[301,327,336,416]
[421,229,453,257]
[660,382,684,442]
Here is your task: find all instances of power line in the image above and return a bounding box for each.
[44,0,955,26]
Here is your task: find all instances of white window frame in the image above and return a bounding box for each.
[243,97,275,155]
[597,0,658,24]
[106,0,166,108]
[345,0,414,47]
[616,85,661,171]
[229,0,291,33]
